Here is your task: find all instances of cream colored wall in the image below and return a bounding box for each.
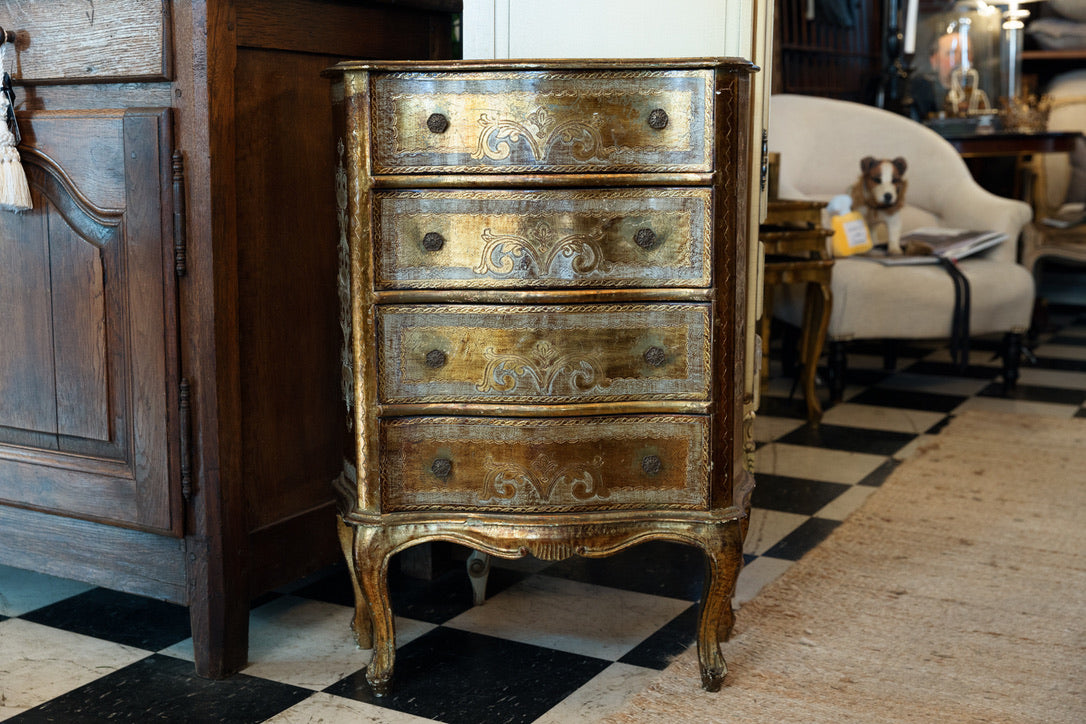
[462,0,772,406]
[462,0,753,60]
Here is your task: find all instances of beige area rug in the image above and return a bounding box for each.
[603,411,1086,724]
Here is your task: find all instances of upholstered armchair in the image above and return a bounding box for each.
[1021,70,1086,278]
[767,94,1035,400]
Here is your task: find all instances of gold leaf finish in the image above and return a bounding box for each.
[473,223,611,277]
[377,303,711,404]
[371,69,713,174]
[471,105,610,163]
[374,187,711,289]
[380,414,710,513]
[329,58,757,696]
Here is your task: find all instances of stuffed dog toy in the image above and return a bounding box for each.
[850,156,908,254]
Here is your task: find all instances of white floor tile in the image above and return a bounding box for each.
[734,556,794,604]
[1018,366,1086,391]
[531,662,662,724]
[743,509,808,556]
[1031,343,1086,361]
[160,596,434,690]
[248,597,434,690]
[814,484,877,521]
[893,433,942,461]
[820,402,945,435]
[263,692,435,723]
[443,575,689,661]
[755,442,888,484]
[0,618,149,721]
[953,395,1080,418]
[0,566,94,617]
[752,414,805,443]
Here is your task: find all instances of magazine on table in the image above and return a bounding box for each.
[858,227,1007,265]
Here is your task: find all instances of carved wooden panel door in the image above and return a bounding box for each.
[0,108,180,536]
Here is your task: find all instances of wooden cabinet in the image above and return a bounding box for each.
[329,58,757,694]
[0,0,460,678]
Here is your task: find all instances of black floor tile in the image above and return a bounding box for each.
[618,604,698,670]
[325,627,610,724]
[751,473,851,515]
[776,422,916,456]
[1046,334,1086,346]
[839,367,895,388]
[540,540,706,601]
[857,458,902,487]
[847,386,968,413]
[900,359,1001,380]
[762,518,841,561]
[977,382,1086,405]
[292,559,528,626]
[14,654,310,723]
[756,393,810,420]
[1029,356,1086,373]
[846,339,938,362]
[18,588,191,651]
[925,415,953,435]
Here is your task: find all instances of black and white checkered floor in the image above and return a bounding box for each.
[4,304,1086,724]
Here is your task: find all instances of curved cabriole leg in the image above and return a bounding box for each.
[696,521,745,692]
[701,522,746,691]
[355,527,396,696]
[336,518,372,648]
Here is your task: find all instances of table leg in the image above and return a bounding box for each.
[800,280,832,424]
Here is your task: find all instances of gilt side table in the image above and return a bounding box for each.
[760,199,834,424]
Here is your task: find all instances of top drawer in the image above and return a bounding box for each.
[370,69,714,174]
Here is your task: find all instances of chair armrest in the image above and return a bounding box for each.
[931,186,1032,264]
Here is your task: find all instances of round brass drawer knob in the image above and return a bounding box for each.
[427,112,449,134]
[422,231,446,252]
[633,227,658,250]
[425,349,447,369]
[647,108,669,130]
[431,457,453,479]
[643,346,667,367]
[641,454,662,476]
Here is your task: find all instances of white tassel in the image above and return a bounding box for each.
[0,91,30,212]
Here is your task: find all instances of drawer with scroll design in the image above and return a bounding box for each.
[379,415,711,513]
[370,68,714,174]
[376,303,712,404]
[373,188,712,289]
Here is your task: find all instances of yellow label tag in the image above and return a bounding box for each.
[831,211,872,256]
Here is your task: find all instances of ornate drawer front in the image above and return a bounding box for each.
[380,415,710,512]
[373,188,712,289]
[377,303,712,404]
[370,69,713,173]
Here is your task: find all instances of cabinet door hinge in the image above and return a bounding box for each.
[179,377,193,502]
[172,150,187,277]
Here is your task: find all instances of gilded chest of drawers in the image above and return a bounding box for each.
[327,58,757,694]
